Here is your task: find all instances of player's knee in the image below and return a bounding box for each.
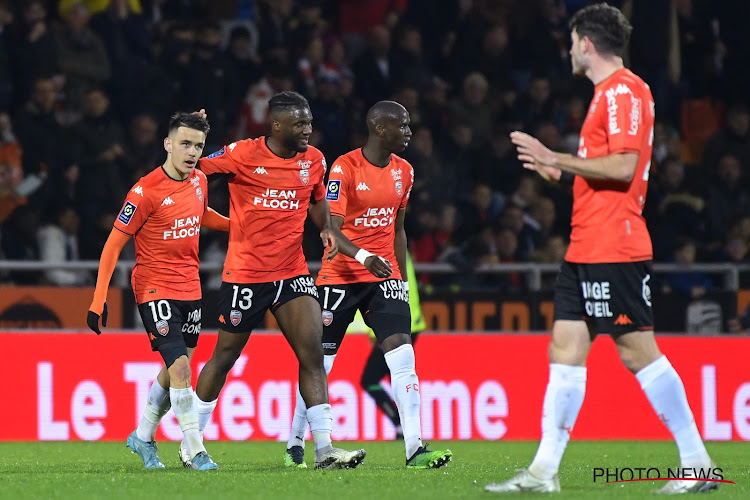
[167,355,192,385]
[159,342,189,370]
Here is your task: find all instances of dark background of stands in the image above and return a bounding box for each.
[2,0,750,322]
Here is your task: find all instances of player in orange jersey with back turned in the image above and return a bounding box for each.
[87,112,228,471]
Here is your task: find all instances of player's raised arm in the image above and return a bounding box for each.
[393,208,407,286]
[87,228,130,334]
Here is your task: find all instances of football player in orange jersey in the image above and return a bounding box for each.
[284,101,452,469]
[191,91,366,470]
[87,112,228,471]
[486,4,716,494]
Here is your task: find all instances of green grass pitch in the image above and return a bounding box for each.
[0,441,746,499]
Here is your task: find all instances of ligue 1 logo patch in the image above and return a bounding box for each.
[395,181,403,198]
[300,168,309,186]
[117,201,137,225]
[322,310,333,327]
[326,180,341,201]
[156,319,169,336]
[230,309,242,326]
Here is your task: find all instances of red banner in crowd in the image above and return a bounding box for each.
[2,332,748,442]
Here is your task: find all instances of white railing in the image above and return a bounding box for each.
[0,260,746,291]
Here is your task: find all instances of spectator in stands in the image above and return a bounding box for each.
[72,88,128,234]
[89,0,152,119]
[448,71,494,147]
[297,35,326,97]
[54,1,111,113]
[704,153,750,253]
[0,111,24,224]
[390,24,432,90]
[8,0,59,108]
[225,25,262,95]
[123,112,162,183]
[702,102,750,171]
[309,69,349,161]
[37,204,90,286]
[663,236,713,299]
[235,62,294,140]
[456,182,504,243]
[0,0,12,110]
[353,25,394,107]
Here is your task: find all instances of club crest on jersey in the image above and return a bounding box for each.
[230,309,242,326]
[206,147,225,159]
[322,310,333,326]
[300,168,310,186]
[326,180,341,201]
[156,320,169,336]
[395,181,403,198]
[118,201,137,225]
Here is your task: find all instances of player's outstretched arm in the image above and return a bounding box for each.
[394,209,407,284]
[87,228,130,334]
[510,131,638,182]
[201,206,229,232]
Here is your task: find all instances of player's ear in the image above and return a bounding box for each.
[164,137,172,153]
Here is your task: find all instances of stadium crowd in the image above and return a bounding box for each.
[1,0,750,292]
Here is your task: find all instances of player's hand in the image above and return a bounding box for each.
[192,108,208,120]
[364,255,393,278]
[510,131,562,182]
[321,228,338,261]
[87,302,108,335]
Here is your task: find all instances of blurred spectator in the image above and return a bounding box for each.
[235,63,294,140]
[297,35,326,96]
[353,25,393,107]
[0,205,40,284]
[309,69,349,160]
[704,153,750,253]
[663,236,713,299]
[8,0,59,108]
[89,0,152,119]
[515,73,556,128]
[390,24,431,89]
[701,102,750,171]
[37,204,90,286]
[646,157,706,260]
[448,71,493,147]
[72,88,128,232]
[0,112,24,223]
[518,196,556,260]
[456,183,503,242]
[286,0,327,57]
[123,112,162,182]
[256,0,294,64]
[225,24,262,94]
[180,22,240,150]
[54,1,111,112]
[0,0,12,110]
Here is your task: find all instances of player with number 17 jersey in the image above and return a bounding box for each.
[567,67,654,264]
[199,137,327,282]
[318,148,413,285]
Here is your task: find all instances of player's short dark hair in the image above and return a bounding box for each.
[168,112,210,135]
[268,91,309,116]
[569,3,632,57]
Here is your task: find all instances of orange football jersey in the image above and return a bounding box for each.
[318,148,413,284]
[567,68,655,263]
[200,137,326,282]
[114,166,207,304]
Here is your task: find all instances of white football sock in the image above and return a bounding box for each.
[195,395,218,433]
[384,344,423,459]
[307,403,333,457]
[136,378,170,442]
[529,363,587,480]
[170,387,205,459]
[287,354,336,450]
[637,355,710,468]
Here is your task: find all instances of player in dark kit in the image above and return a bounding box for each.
[284,101,452,469]
[191,91,365,470]
[88,112,228,471]
[486,4,717,494]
